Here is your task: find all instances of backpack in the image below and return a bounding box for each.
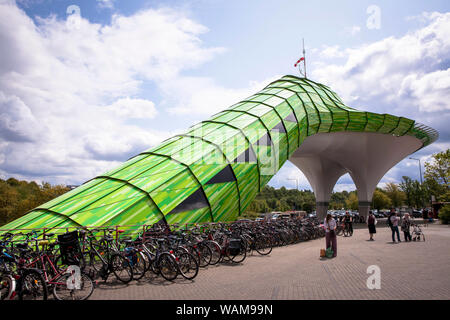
[387,214,393,227]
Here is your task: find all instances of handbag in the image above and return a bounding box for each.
[320,249,326,257]
[325,247,334,258]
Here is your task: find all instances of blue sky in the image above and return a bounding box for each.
[1,0,449,191]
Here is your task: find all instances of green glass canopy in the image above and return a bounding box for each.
[1,75,438,236]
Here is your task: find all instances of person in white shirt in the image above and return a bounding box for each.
[324,213,337,257]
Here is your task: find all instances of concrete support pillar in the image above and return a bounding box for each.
[316,202,329,221]
[358,201,371,220]
[289,156,347,221]
[289,132,423,220]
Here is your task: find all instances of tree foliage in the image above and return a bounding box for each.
[0,178,70,226]
[424,149,450,202]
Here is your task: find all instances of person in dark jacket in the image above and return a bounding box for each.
[367,211,377,241]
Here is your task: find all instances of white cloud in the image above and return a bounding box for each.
[345,25,361,36]
[313,12,450,115]
[107,97,157,119]
[164,75,281,116]
[0,2,225,184]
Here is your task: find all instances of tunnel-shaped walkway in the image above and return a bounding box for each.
[0,75,438,236]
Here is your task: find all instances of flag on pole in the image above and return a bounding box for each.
[294,57,305,67]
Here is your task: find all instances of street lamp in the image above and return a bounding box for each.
[409,157,423,184]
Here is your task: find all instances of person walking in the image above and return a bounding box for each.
[324,213,337,258]
[422,208,429,227]
[389,210,401,243]
[344,211,353,236]
[367,210,377,241]
[401,213,412,242]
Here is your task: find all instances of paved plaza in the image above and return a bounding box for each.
[91,223,450,300]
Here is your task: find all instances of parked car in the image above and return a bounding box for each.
[412,210,422,218]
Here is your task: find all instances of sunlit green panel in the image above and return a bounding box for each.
[220,135,250,162]
[378,114,399,133]
[228,114,258,128]
[150,187,200,215]
[1,210,57,232]
[187,122,224,137]
[37,178,105,209]
[330,111,349,132]
[171,140,216,165]
[130,159,183,180]
[246,95,271,103]
[242,121,268,144]
[263,96,285,107]
[260,88,283,95]
[102,154,149,177]
[347,112,367,132]
[69,196,143,226]
[288,129,299,157]
[197,147,228,166]
[391,118,414,136]
[60,185,143,216]
[213,111,241,122]
[206,183,240,222]
[318,112,333,133]
[246,104,273,117]
[273,101,292,119]
[299,117,308,144]
[190,164,227,185]
[284,121,298,138]
[231,163,259,210]
[307,111,320,135]
[48,180,125,215]
[204,125,240,145]
[105,197,163,228]
[286,94,306,121]
[129,167,184,193]
[152,169,199,192]
[165,207,211,225]
[152,136,195,156]
[260,110,282,130]
[110,155,166,181]
[365,113,384,132]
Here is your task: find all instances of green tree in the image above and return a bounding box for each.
[383,182,406,207]
[345,192,358,210]
[372,188,392,210]
[424,149,450,202]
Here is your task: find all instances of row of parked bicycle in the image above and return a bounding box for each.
[0,216,325,300]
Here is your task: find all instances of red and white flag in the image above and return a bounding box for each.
[294,57,304,67]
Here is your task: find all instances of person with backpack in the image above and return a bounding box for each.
[388,209,401,243]
[367,210,377,241]
[324,213,337,258]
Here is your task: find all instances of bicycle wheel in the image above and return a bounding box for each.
[196,243,212,268]
[255,236,272,256]
[130,251,147,280]
[206,241,221,265]
[53,272,94,301]
[226,239,247,264]
[110,254,133,284]
[1,274,15,300]
[18,269,48,300]
[158,253,178,281]
[178,252,199,280]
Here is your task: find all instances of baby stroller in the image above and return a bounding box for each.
[411,223,425,242]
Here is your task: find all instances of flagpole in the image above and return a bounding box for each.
[303,38,307,79]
